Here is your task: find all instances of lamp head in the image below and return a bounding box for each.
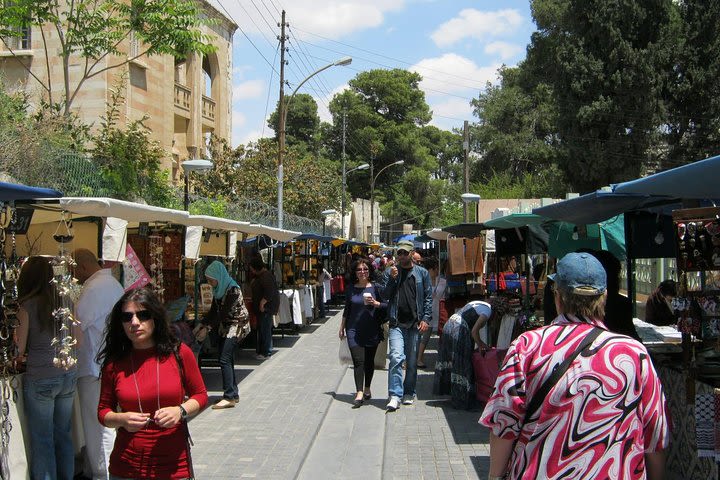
[356,163,370,170]
[460,193,481,203]
[321,209,337,217]
[394,160,405,166]
[181,158,213,175]
[334,56,352,66]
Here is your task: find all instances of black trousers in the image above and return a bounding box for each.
[349,345,379,392]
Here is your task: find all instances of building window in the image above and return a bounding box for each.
[129,31,139,58]
[2,25,31,50]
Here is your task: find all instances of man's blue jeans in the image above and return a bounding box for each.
[23,369,77,480]
[388,325,420,400]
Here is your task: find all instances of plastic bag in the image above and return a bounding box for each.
[473,348,507,403]
[338,338,352,366]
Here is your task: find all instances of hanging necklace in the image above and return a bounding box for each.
[130,351,161,425]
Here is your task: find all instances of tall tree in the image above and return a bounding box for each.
[0,0,214,115]
[267,93,321,149]
[662,0,720,167]
[326,69,445,228]
[528,0,673,192]
[470,65,562,186]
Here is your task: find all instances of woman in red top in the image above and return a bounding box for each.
[97,288,208,479]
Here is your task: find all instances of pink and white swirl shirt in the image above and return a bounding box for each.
[479,314,669,479]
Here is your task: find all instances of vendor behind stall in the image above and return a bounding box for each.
[645,280,677,326]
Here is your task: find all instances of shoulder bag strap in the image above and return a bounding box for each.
[522,326,603,425]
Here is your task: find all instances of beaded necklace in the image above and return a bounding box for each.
[129,352,160,425]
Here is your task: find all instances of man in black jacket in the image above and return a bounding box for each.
[250,257,279,359]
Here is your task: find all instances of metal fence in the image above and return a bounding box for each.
[8,151,327,235]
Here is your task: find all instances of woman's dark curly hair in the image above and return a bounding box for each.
[97,287,179,369]
[348,258,373,284]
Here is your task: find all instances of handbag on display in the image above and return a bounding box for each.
[473,348,507,403]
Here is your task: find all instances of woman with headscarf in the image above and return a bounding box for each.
[202,260,246,409]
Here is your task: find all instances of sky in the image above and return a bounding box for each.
[206,0,537,148]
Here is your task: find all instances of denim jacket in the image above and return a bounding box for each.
[379,264,433,327]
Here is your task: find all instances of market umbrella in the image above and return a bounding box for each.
[441,223,485,238]
[613,153,720,199]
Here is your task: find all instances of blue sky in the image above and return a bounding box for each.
[207,0,537,147]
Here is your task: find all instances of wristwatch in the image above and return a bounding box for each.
[178,404,188,420]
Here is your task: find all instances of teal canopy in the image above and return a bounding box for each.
[481,213,626,260]
[548,215,626,260]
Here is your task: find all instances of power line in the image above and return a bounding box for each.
[210,0,279,75]
[232,0,278,50]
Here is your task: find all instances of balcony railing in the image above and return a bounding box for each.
[202,95,215,122]
[174,83,191,111]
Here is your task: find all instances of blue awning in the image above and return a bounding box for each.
[532,191,674,225]
[0,181,62,201]
[613,154,720,199]
[293,233,335,242]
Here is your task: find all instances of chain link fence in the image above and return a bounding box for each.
[5,151,329,235]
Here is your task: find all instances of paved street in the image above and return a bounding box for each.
[189,307,490,479]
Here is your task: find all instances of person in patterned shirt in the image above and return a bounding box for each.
[479,252,669,480]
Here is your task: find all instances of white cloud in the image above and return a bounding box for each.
[213,0,404,40]
[484,41,524,61]
[410,53,500,97]
[233,79,265,100]
[429,97,474,130]
[431,9,524,48]
[314,84,349,123]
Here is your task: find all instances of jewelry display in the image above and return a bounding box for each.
[149,234,165,303]
[50,212,80,369]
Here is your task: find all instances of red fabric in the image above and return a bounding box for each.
[98,344,208,479]
[472,348,506,403]
[437,298,449,339]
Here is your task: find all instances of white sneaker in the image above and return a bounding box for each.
[402,395,415,405]
[386,397,401,411]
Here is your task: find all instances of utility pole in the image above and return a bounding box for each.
[277,10,288,229]
[341,111,347,238]
[463,120,469,223]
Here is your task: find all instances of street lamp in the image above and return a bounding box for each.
[181,158,213,211]
[341,163,369,238]
[370,159,404,243]
[277,56,353,229]
[460,192,482,223]
[321,209,337,236]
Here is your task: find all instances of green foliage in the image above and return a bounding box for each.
[195,136,343,219]
[661,0,720,167]
[92,82,177,206]
[189,197,228,217]
[0,0,215,114]
[267,93,321,148]
[471,66,562,183]
[526,0,672,192]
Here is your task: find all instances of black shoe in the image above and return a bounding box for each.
[352,399,364,408]
[363,392,372,400]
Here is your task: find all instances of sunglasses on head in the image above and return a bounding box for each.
[120,310,153,323]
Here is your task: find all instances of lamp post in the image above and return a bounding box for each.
[460,193,481,223]
[181,159,213,211]
[321,209,337,236]
[341,163,369,238]
[277,56,353,229]
[370,159,404,244]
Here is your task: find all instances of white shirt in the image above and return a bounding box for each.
[75,269,125,378]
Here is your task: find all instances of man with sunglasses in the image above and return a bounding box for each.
[380,240,433,411]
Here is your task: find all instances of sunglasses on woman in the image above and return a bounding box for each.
[120,310,153,323]
[356,268,369,272]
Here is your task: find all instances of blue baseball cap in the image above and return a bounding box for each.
[549,252,606,296]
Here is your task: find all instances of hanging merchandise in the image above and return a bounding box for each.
[149,235,165,303]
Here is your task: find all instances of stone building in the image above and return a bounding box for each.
[0,0,237,185]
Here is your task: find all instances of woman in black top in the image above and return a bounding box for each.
[339,258,387,408]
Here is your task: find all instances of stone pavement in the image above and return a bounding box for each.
[189,307,491,479]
